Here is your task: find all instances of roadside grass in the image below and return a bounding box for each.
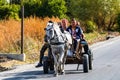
[0,16,60,64]
[85,31,107,45]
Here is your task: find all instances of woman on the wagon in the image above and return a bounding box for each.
[66,18,89,55]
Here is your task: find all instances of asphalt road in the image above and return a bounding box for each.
[0,36,120,80]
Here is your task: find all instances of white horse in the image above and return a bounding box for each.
[45,21,72,77]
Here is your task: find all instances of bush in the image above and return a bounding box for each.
[0,0,67,19]
[8,4,20,20]
[0,5,9,19]
[23,0,67,18]
[0,5,20,20]
[0,0,8,5]
[85,20,97,33]
[23,1,42,18]
[117,13,120,32]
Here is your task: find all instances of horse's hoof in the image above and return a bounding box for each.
[61,71,65,75]
[54,73,58,77]
[61,72,64,75]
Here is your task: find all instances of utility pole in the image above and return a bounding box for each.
[21,0,24,54]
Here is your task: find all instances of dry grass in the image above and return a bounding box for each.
[0,16,60,62]
[84,31,107,44]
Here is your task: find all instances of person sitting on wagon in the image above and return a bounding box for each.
[76,21,89,54]
[35,34,51,67]
[66,18,89,55]
[59,19,68,33]
[35,21,53,68]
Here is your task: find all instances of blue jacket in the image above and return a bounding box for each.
[66,25,83,39]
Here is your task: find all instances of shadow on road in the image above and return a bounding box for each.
[2,70,54,80]
[65,69,83,74]
[2,68,84,80]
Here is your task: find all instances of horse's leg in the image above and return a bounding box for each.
[60,62,65,75]
[51,48,58,77]
[63,43,68,66]
[59,45,65,74]
[60,48,67,74]
[53,54,59,77]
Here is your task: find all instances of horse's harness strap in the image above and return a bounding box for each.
[50,42,65,45]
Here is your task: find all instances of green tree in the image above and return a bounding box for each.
[23,0,42,17]
[23,0,67,18]
[9,0,20,4]
[0,4,20,19]
[67,0,120,31]
[117,13,120,31]
[0,0,8,5]
[41,0,67,18]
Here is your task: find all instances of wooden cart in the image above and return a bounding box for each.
[43,40,93,74]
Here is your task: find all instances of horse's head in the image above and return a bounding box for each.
[45,21,66,44]
[45,21,55,40]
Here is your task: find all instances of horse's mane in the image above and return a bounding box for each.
[53,23,62,36]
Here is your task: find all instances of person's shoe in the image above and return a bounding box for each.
[35,63,43,68]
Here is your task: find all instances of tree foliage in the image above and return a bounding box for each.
[23,0,67,18]
[23,0,42,17]
[0,0,8,5]
[9,0,21,4]
[67,0,120,31]
[0,4,20,19]
[0,0,67,19]
[40,0,67,18]
[1,0,120,32]
[117,13,120,31]
[86,20,97,33]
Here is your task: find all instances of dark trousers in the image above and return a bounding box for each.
[81,39,89,54]
[39,43,51,63]
[73,39,77,52]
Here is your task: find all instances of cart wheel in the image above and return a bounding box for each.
[88,50,93,70]
[49,59,54,71]
[83,54,89,73]
[43,56,49,74]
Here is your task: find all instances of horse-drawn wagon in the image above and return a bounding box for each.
[42,41,93,73]
[42,21,93,76]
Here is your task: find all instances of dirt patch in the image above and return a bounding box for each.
[0,56,11,72]
[0,56,10,63]
[0,56,26,72]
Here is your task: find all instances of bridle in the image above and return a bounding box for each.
[45,22,65,45]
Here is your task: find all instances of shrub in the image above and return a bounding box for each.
[85,20,97,33]
[117,13,120,31]
[0,5,20,20]
[8,4,20,20]
[0,0,8,5]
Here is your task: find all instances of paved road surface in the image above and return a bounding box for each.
[0,36,120,80]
